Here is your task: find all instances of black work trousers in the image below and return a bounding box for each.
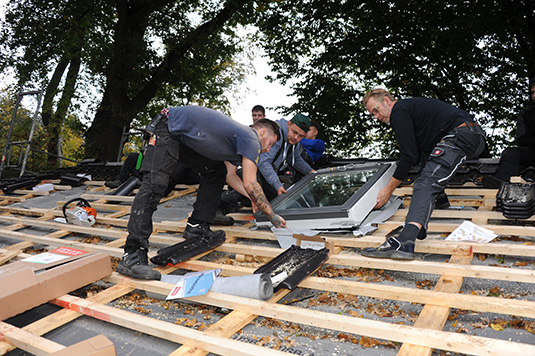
[125,117,226,252]
[495,146,535,181]
[406,124,486,230]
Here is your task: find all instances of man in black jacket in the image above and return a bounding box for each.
[360,89,486,260]
[483,76,535,187]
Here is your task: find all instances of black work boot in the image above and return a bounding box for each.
[360,237,415,260]
[183,221,225,240]
[213,210,234,226]
[116,248,161,280]
[105,179,122,188]
[435,191,450,209]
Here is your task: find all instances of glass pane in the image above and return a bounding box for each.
[275,167,379,210]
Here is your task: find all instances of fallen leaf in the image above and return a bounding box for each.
[491,323,504,331]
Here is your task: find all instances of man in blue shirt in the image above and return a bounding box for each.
[300,120,326,165]
[360,89,486,260]
[117,106,285,280]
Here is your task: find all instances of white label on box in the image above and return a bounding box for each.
[21,252,70,264]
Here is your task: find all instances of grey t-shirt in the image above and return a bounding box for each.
[167,106,261,166]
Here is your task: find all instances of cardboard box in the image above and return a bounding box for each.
[0,247,112,320]
[49,335,116,356]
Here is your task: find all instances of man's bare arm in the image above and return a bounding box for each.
[224,161,249,198]
[242,157,286,228]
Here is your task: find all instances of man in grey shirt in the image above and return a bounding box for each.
[118,106,286,280]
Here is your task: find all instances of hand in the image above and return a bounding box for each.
[374,187,391,209]
[277,186,287,195]
[270,214,287,228]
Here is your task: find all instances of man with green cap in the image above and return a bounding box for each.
[218,113,314,216]
[256,113,315,201]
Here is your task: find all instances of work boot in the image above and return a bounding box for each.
[360,237,415,260]
[116,248,161,280]
[213,210,234,226]
[105,179,122,188]
[435,191,450,209]
[183,221,225,240]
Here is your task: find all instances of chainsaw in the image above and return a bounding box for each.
[62,198,97,226]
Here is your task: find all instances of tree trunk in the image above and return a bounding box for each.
[84,92,126,162]
[84,0,250,161]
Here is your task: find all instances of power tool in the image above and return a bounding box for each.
[62,198,97,226]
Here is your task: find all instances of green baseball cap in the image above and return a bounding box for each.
[290,113,311,132]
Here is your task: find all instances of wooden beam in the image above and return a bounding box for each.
[52,294,297,356]
[0,322,64,356]
[133,259,535,319]
[185,292,535,356]
[169,289,290,356]
[398,253,473,356]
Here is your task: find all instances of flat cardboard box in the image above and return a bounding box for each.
[0,247,112,320]
[49,335,116,356]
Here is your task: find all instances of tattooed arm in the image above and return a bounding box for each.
[242,157,286,228]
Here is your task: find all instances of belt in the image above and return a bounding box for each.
[457,121,478,128]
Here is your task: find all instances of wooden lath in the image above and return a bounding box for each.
[0,181,534,356]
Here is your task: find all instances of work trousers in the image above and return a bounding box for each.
[125,117,226,252]
[406,124,486,230]
[495,146,535,181]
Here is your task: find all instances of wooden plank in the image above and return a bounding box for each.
[0,284,134,355]
[169,289,290,356]
[53,294,297,356]
[81,185,197,204]
[327,252,535,283]
[186,292,535,356]
[392,208,535,221]
[2,220,531,286]
[51,289,535,356]
[0,241,34,265]
[0,196,25,202]
[378,220,535,237]
[12,189,50,196]
[0,322,64,356]
[149,260,535,319]
[398,253,473,356]
[212,242,535,284]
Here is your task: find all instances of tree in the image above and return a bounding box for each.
[255,0,535,157]
[0,1,114,166]
[1,0,257,162]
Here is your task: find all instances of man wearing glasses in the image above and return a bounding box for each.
[360,89,486,260]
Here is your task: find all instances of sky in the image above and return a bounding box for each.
[228,54,296,126]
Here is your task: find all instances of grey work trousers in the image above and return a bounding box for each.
[406,124,486,229]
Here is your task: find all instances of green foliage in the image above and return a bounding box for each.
[1,0,257,162]
[255,0,535,157]
[0,88,87,176]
